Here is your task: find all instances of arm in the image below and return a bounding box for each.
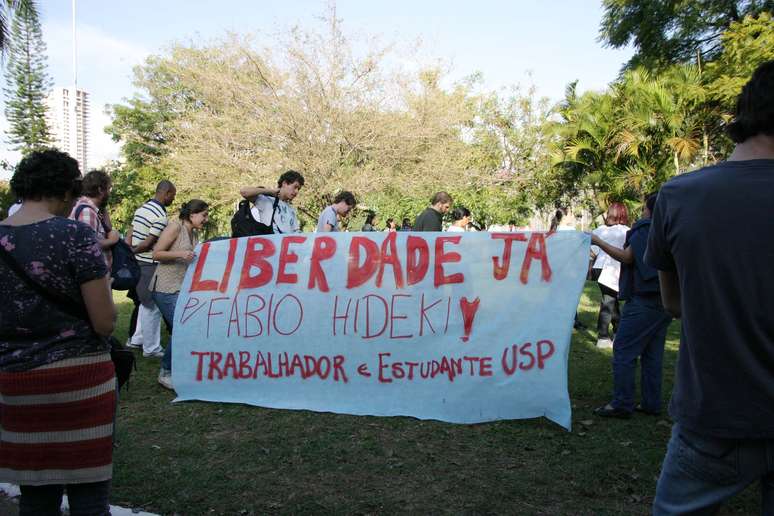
[152,223,194,263]
[98,230,120,249]
[240,186,279,203]
[132,234,158,254]
[80,275,116,336]
[658,270,681,318]
[591,234,634,264]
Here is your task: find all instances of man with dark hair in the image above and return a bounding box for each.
[240,170,304,234]
[316,191,356,232]
[126,180,176,358]
[69,170,119,267]
[646,60,774,514]
[413,191,453,232]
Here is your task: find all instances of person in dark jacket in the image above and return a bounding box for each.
[590,193,672,418]
[413,191,452,231]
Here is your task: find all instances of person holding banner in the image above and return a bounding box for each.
[150,199,209,390]
[316,191,356,232]
[240,170,304,234]
[590,194,671,419]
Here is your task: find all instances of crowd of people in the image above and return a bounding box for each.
[0,60,772,515]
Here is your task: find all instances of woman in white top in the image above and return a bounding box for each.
[447,206,471,232]
[590,202,630,348]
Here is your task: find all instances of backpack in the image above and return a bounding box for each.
[73,204,141,291]
[231,196,280,238]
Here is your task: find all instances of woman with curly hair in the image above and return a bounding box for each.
[0,149,117,514]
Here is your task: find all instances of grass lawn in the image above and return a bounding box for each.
[110,283,759,515]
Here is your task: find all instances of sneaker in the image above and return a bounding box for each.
[126,339,142,349]
[593,403,632,419]
[157,371,174,390]
[634,404,661,416]
[596,338,613,349]
[143,348,164,358]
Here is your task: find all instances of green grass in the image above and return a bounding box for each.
[111,284,759,515]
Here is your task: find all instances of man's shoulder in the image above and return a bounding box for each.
[661,161,757,197]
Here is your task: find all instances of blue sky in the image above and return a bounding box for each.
[0,0,632,175]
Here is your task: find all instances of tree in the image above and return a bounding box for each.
[546,66,712,215]
[705,12,774,106]
[599,0,774,69]
[3,0,51,153]
[0,0,34,54]
[107,11,551,233]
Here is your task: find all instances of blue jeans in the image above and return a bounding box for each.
[151,291,178,373]
[611,295,671,413]
[20,480,111,515]
[653,424,774,514]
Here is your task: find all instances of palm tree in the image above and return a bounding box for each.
[1,0,35,56]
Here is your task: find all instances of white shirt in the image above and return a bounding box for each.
[447,225,465,232]
[591,224,629,291]
[250,194,300,234]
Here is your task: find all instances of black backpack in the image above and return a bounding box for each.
[73,204,141,291]
[231,196,280,238]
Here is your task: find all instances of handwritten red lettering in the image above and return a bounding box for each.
[434,236,464,287]
[308,236,336,292]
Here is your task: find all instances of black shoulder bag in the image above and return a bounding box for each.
[0,246,136,390]
[231,195,281,237]
[73,204,141,291]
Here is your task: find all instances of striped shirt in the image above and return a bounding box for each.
[130,199,168,264]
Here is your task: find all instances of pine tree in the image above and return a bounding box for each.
[3,2,51,153]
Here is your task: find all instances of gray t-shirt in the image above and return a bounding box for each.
[645,159,774,439]
[316,205,339,232]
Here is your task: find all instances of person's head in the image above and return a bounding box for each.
[155,180,176,207]
[643,193,658,219]
[385,217,395,229]
[549,208,565,231]
[179,199,209,229]
[364,211,377,225]
[430,191,453,214]
[451,206,471,227]
[82,169,112,207]
[605,202,630,226]
[277,170,305,202]
[401,218,411,229]
[10,149,82,216]
[332,191,356,215]
[727,60,774,144]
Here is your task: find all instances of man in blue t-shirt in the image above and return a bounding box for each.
[316,191,356,232]
[590,194,672,419]
[646,61,774,514]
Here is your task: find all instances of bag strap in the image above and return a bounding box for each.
[269,195,283,234]
[74,203,110,233]
[0,245,89,321]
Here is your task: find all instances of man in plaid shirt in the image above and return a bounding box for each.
[69,170,119,267]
